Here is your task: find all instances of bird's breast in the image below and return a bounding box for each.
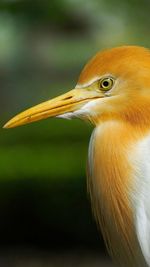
[88,120,148,267]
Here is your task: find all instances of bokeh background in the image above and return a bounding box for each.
[0,0,150,266]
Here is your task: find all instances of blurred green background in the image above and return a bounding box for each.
[0,0,150,266]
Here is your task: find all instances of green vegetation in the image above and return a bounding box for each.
[0,120,92,180]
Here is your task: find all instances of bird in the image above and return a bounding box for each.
[4,45,150,267]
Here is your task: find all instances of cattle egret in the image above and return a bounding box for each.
[4,46,150,267]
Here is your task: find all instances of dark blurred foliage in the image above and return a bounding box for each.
[0,0,91,34]
[0,0,150,266]
[1,0,150,36]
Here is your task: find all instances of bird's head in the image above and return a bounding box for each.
[4,46,150,129]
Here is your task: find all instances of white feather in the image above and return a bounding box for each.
[56,99,100,119]
[130,134,150,266]
[56,112,74,119]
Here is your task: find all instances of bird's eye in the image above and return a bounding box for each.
[99,77,114,91]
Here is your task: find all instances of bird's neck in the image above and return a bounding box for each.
[88,120,147,266]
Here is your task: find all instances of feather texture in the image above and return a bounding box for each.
[87,121,148,267]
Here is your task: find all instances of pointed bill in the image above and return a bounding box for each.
[3,88,101,129]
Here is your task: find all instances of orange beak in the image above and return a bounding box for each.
[3,88,100,129]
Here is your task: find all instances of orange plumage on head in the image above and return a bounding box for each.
[78,46,150,128]
[4,46,150,267]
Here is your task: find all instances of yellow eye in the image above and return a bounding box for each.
[99,77,114,91]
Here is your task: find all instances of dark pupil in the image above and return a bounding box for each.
[103,80,109,87]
